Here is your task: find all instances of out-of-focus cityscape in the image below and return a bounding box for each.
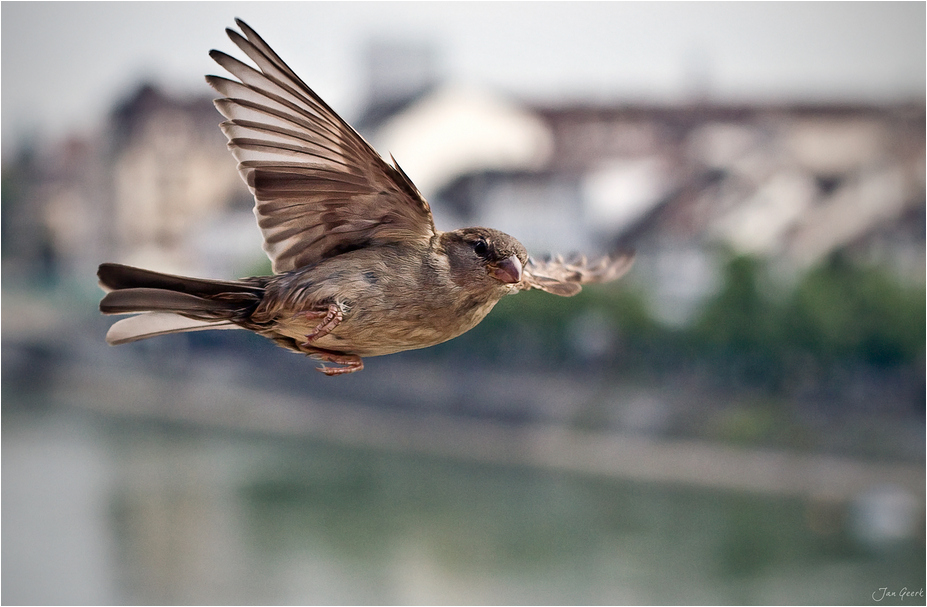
[3,4,925,605]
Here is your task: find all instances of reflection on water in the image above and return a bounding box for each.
[3,399,923,605]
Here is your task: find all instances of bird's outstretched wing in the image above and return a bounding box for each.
[208,19,436,274]
[521,251,635,296]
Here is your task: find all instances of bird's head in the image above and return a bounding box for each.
[440,227,528,291]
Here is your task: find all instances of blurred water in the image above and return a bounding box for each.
[3,393,923,605]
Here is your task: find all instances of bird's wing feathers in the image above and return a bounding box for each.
[209,19,435,273]
[522,252,635,296]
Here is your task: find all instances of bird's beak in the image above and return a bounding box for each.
[490,255,523,284]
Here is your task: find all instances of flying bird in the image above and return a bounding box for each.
[98,19,634,375]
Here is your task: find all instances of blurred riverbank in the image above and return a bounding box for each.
[26,347,927,503]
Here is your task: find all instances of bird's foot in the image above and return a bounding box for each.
[298,342,364,376]
[301,347,364,376]
[297,303,343,346]
[316,356,364,376]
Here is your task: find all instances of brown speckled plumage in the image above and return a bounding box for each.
[98,19,634,375]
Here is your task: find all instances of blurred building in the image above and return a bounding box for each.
[105,84,253,276]
[4,53,924,302]
[382,99,925,267]
[372,95,924,323]
[3,83,258,283]
[357,39,439,132]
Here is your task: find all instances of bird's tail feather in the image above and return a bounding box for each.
[97,263,266,345]
[100,288,247,317]
[98,262,262,296]
[105,313,241,345]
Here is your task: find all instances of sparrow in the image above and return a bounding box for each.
[98,19,634,375]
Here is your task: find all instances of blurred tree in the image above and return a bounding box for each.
[690,255,786,391]
[694,255,771,350]
[785,254,926,367]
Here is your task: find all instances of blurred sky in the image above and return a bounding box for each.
[2,1,925,156]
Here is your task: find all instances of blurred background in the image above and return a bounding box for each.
[2,2,924,604]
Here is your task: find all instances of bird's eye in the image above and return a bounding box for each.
[472,239,489,257]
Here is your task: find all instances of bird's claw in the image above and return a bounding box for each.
[305,349,364,376]
[297,303,343,347]
[315,358,364,376]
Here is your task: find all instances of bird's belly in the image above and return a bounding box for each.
[272,298,497,357]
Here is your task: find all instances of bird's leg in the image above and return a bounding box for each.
[290,304,359,375]
[297,344,364,376]
[297,303,343,346]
